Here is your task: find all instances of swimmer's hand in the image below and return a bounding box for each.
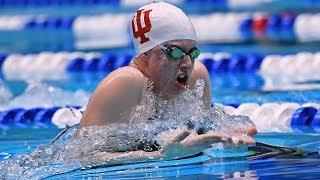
[79,129,255,168]
[231,127,257,146]
[80,129,232,167]
[229,134,256,146]
[160,127,256,159]
[234,127,257,137]
[159,127,231,159]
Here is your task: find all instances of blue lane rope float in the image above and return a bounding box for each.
[33,107,60,123]
[1,13,320,44]
[214,57,230,72]
[312,111,320,128]
[1,0,320,10]
[66,57,86,71]
[291,107,318,127]
[14,107,44,124]
[201,54,264,73]
[1,51,320,74]
[201,57,215,72]
[245,54,264,72]
[0,108,25,124]
[0,54,6,69]
[24,16,76,30]
[66,54,133,72]
[97,54,118,72]
[239,18,253,40]
[267,14,282,31]
[83,57,101,71]
[0,107,62,125]
[0,0,120,7]
[0,104,319,133]
[229,54,247,72]
[224,103,240,108]
[95,54,132,72]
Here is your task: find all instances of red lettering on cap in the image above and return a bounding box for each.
[132,9,152,44]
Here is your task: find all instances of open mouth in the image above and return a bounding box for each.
[176,72,189,85]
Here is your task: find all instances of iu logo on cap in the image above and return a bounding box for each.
[132,9,152,44]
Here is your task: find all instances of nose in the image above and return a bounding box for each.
[179,54,194,70]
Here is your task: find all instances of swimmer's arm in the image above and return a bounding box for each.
[81,150,163,167]
[80,128,255,168]
[80,129,237,167]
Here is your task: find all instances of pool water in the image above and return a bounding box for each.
[1,72,319,107]
[1,72,320,178]
[1,126,320,179]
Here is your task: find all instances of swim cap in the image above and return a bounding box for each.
[130,2,197,56]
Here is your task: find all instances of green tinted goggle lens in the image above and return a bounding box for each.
[189,48,200,59]
[170,48,183,59]
[168,47,200,60]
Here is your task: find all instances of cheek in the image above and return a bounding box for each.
[150,54,178,87]
[158,62,176,82]
[153,64,167,83]
[149,62,166,87]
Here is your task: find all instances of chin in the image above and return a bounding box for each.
[167,86,187,97]
[156,89,180,99]
[157,80,188,98]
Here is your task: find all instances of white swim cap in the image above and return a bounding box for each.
[130,2,197,56]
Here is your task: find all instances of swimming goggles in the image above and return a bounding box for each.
[161,44,200,61]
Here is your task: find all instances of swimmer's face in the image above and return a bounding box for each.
[146,39,197,96]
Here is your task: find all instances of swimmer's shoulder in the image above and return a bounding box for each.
[93,65,148,105]
[99,66,148,90]
[193,61,209,79]
[106,65,146,80]
[190,61,210,85]
[80,66,147,126]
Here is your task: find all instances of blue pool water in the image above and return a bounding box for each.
[2,72,319,105]
[1,72,320,178]
[1,126,320,179]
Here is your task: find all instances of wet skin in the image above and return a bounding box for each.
[77,39,257,164]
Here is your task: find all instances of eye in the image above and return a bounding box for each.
[170,48,183,59]
[189,48,200,60]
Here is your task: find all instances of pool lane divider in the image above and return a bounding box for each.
[0,0,320,11]
[1,13,320,44]
[0,0,119,7]
[222,103,320,133]
[1,51,320,75]
[1,103,320,133]
[0,106,61,125]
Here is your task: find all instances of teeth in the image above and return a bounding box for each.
[178,74,186,78]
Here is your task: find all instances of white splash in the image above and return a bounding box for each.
[0,82,90,111]
[0,79,255,179]
[0,81,13,105]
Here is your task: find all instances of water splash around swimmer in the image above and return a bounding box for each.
[0,79,255,179]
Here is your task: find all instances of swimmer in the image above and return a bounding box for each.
[76,2,257,165]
